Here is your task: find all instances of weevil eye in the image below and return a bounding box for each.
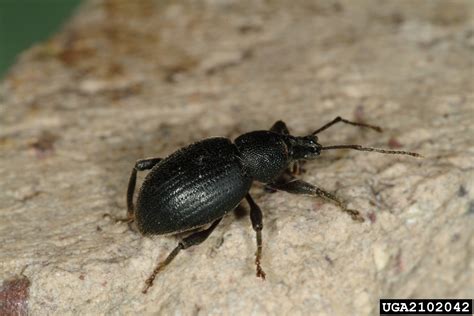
[288,135,322,160]
[302,135,320,149]
[303,135,318,145]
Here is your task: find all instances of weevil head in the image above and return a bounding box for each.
[286,134,322,160]
[234,131,322,183]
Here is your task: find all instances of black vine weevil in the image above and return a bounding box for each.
[108,117,421,293]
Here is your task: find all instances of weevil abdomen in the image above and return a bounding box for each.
[135,137,252,235]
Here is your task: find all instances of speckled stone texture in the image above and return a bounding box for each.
[0,0,473,315]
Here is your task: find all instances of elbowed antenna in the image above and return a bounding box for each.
[312,116,383,135]
[321,144,422,158]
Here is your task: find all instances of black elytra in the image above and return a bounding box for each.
[107,116,421,294]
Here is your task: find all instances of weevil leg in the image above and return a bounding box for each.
[245,193,266,280]
[142,217,222,294]
[269,120,303,176]
[104,157,162,223]
[312,116,383,135]
[127,158,163,217]
[270,120,290,135]
[267,179,365,222]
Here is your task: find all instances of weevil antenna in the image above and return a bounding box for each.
[312,116,383,135]
[321,144,422,157]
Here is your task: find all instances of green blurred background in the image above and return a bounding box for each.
[0,0,82,78]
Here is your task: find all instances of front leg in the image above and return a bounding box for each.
[269,120,304,176]
[267,179,364,222]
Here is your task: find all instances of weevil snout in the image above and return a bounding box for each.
[288,135,322,160]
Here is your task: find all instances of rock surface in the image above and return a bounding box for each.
[0,0,473,315]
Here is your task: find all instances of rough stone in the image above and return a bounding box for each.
[0,0,473,315]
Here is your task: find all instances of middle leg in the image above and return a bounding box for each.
[267,179,365,222]
[245,193,266,279]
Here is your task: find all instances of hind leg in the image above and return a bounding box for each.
[104,157,162,223]
[142,218,222,294]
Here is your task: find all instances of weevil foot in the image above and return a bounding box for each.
[142,262,166,294]
[256,266,266,280]
[255,258,266,280]
[346,209,365,222]
[142,276,155,294]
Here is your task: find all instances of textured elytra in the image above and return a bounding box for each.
[136,137,252,235]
